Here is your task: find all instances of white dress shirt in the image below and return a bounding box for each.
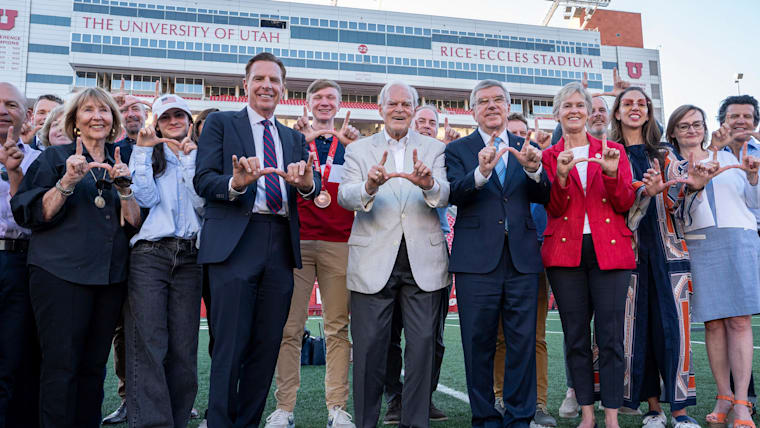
[568,145,592,234]
[473,128,542,187]
[0,140,41,239]
[360,129,441,206]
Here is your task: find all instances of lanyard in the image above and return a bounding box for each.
[308,135,339,192]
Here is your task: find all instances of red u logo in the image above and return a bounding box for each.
[0,9,18,31]
[625,61,643,79]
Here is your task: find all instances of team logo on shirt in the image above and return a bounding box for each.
[0,9,18,31]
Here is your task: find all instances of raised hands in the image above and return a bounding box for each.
[230,155,277,192]
[335,111,361,145]
[478,133,509,178]
[365,150,391,195]
[298,107,360,146]
[507,131,542,173]
[293,106,312,134]
[136,126,179,148]
[386,148,434,190]
[591,67,631,98]
[19,121,40,145]
[532,119,553,150]
[709,123,732,150]
[642,158,680,197]
[587,135,620,177]
[276,152,316,192]
[115,78,156,112]
[177,136,197,155]
[61,138,111,189]
[442,117,461,143]
[108,146,132,189]
[556,149,588,186]
[716,141,760,185]
[0,126,24,172]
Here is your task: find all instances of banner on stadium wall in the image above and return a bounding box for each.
[433,43,598,70]
[0,6,30,88]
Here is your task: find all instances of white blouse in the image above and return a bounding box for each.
[685,150,760,232]
[570,145,592,234]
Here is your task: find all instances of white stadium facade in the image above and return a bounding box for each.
[2,0,663,134]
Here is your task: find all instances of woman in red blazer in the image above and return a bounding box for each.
[541,82,636,428]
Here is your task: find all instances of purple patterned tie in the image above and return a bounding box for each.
[261,119,283,213]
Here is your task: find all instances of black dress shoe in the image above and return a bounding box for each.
[383,397,401,425]
[102,401,127,425]
[429,402,448,421]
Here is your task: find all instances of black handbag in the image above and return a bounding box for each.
[300,323,326,366]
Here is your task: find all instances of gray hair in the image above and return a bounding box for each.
[414,104,439,127]
[470,80,511,110]
[552,82,592,118]
[592,95,610,112]
[378,81,418,109]
[39,105,65,147]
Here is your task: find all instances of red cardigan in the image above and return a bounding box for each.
[541,133,636,270]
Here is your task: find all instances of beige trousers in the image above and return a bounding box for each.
[274,240,351,411]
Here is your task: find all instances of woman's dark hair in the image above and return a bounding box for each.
[192,108,219,143]
[153,111,192,177]
[609,86,665,166]
[665,104,709,154]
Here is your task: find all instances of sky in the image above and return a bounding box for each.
[276,0,760,132]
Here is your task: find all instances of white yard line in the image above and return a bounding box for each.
[400,370,470,404]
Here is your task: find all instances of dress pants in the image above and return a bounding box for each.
[384,284,449,405]
[206,215,295,428]
[547,235,630,409]
[493,273,549,406]
[274,240,351,411]
[456,234,538,428]
[0,250,39,428]
[351,239,442,428]
[29,266,125,428]
[112,315,126,402]
[124,239,203,428]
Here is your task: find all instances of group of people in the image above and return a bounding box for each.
[0,50,758,428]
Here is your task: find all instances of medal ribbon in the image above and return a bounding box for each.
[308,135,339,192]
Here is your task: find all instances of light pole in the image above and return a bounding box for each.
[735,73,744,95]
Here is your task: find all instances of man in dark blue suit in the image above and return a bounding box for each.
[194,53,320,428]
[445,80,550,428]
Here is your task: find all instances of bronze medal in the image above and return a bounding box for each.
[314,190,331,208]
[94,195,106,208]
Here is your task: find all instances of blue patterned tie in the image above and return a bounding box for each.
[261,119,283,213]
[493,137,507,185]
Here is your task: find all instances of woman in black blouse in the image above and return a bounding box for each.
[11,87,141,428]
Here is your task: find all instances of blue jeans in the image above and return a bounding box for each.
[124,238,202,428]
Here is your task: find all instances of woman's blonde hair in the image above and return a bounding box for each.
[38,105,65,147]
[63,87,123,143]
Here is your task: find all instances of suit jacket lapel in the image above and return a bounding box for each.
[233,108,256,158]
[275,119,294,168]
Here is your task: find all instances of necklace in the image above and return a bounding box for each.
[89,167,108,208]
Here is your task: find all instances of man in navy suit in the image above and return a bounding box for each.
[445,80,550,428]
[194,52,320,428]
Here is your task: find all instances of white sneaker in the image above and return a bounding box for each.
[327,406,356,428]
[641,411,666,428]
[559,390,580,418]
[671,415,700,428]
[597,403,642,415]
[265,409,295,428]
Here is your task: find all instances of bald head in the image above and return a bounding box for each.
[0,82,27,141]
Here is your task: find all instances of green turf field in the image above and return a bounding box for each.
[101,313,760,427]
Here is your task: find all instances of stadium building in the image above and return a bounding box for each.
[2,0,663,134]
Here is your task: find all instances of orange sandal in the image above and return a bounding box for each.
[733,400,756,428]
[706,395,734,426]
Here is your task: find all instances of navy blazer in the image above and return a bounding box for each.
[193,108,320,266]
[445,130,550,274]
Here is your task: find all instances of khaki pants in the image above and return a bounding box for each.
[274,240,351,411]
[494,272,549,406]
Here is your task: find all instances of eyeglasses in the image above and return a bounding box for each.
[476,96,507,107]
[620,100,648,110]
[675,121,704,132]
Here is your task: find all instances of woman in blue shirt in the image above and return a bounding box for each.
[124,94,204,428]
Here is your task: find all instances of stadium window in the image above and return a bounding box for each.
[320,19,328,27]
[349,21,357,29]
[520,67,526,74]
[340,53,346,61]
[378,24,385,32]
[387,25,394,32]
[261,19,287,29]
[315,52,321,59]
[372,56,378,63]
[72,33,81,42]
[331,53,338,60]
[426,60,432,67]
[403,58,409,66]
[395,57,402,65]
[433,60,439,68]
[298,50,305,58]
[113,36,120,44]
[379,57,385,64]
[339,21,347,28]
[291,49,297,57]
[649,60,659,76]
[368,23,376,31]
[650,83,661,99]
[348,54,354,62]
[82,34,92,43]
[397,27,404,34]
[358,22,366,30]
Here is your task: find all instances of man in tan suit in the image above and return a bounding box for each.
[338,81,450,428]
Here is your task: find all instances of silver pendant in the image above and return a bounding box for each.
[94,195,106,209]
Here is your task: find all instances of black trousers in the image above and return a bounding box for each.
[0,251,39,428]
[384,284,449,405]
[352,239,442,428]
[547,235,630,409]
[29,266,125,428]
[206,216,295,428]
